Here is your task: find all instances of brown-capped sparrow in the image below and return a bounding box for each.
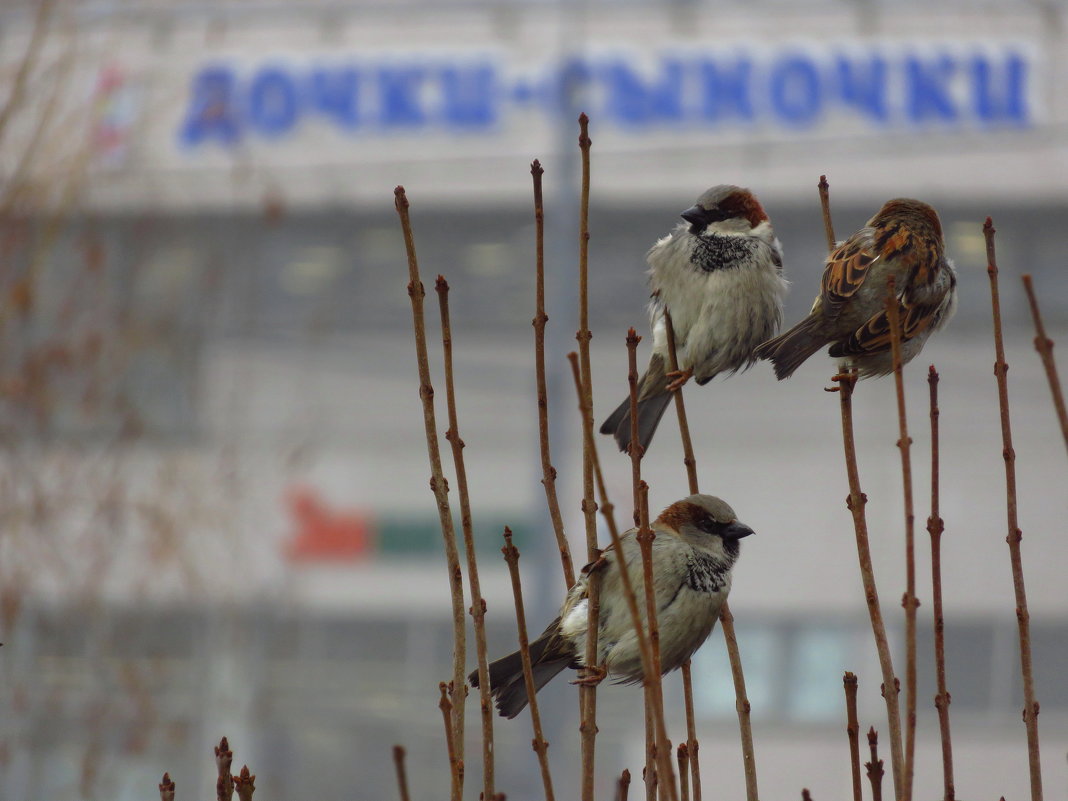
[471,493,753,719]
[755,198,957,379]
[600,185,788,453]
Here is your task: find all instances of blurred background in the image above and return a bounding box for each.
[1,1,1066,799]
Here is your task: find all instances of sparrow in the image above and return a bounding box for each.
[600,185,788,453]
[755,198,957,379]
[471,493,754,719]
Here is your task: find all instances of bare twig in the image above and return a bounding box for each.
[817,175,836,252]
[501,528,557,801]
[677,744,690,801]
[680,662,701,801]
[885,278,918,801]
[802,789,814,801]
[158,773,175,801]
[664,312,755,801]
[617,769,632,801]
[438,682,461,795]
[395,187,467,799]
[834,370,904,798]
[0,0,53,148]
[215,737,234,801]
[531,159,576,588]
[664,312,698,490]
[233,765,256,801]
[984,218,1043,801]
[567,352,622,544]
[865,727,884,801]
[843,672,863,801]
[1021,274,1068,457]
[927,366,955,801]
[626,335,677,801]
[575,113,601,801]
[437,276,494,799]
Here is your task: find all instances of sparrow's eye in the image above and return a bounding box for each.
[703,208,733,224]
[696,516,727,536]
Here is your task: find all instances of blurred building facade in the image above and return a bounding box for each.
[1,2,1067,800]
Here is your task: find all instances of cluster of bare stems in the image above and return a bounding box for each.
[156,736,256,801]
[147,125,1062,801]
[385,118,1060,801]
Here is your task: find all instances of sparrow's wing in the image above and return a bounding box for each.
[829,300,940,357]
[820,234,880,319]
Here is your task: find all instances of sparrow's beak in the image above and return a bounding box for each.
[681,205,705,226]
[722,520,755,540]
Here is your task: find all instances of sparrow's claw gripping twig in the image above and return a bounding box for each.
[571,664,608,687]
[665,366,694,392]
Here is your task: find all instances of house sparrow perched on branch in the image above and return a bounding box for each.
[471,494,754,719]
[599,185,788,453]
[755,198,957,379]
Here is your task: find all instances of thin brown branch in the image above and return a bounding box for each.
[843,672,862,801]
[984,218,1043,801]
[439,682,461,798]
[865,727,884,801]
[817,175,836,253]
[834,370,904,798]
[676,744,690,801]
[0,0,53,148]
[885,278,918,801]
[436,276,494,799]
[664,311,756,801]
[1021,274,1068,457]
[233,766,256,801]
[576,113,601,801]
[158,773,175,801]
[621,331,676,801]
[802,790,814,801]
[395,187,467,800]
[664,312,699,492]
[927,366,955,801]
[680,662,701,801]
[215,737,234,801]
[617,769,632,801]
[502,528,556,801]
[664,311,702,801]
[531,159,576,588]
[567,352,621,544]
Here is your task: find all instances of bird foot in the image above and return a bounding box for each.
[665,367,693,392]
[571,664,607,687]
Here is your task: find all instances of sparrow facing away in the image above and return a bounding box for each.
[600,185,788,453]
[471,493,754,719]
[755,198,957,379]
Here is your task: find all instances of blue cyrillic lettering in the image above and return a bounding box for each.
[179,66,240,147]
[553,58,592,116]
[309,67,361,128]
[972,53,1029,125]
[440,64,498,128]
[906,55,957,122]
[769,56,822,126]
[601,59,683,126]
[379,67,427,127]
[248,68,299,136]
[699,59,754,123]
[836,55,888,123]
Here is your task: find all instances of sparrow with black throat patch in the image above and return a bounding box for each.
[600,185,788,453]
[755,197,957,379]
[470,493,754,719]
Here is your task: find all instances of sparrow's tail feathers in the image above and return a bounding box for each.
[754,317,827,380]
[598,354,674,453]
[469,621,572,719]
[600,393,674,454]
